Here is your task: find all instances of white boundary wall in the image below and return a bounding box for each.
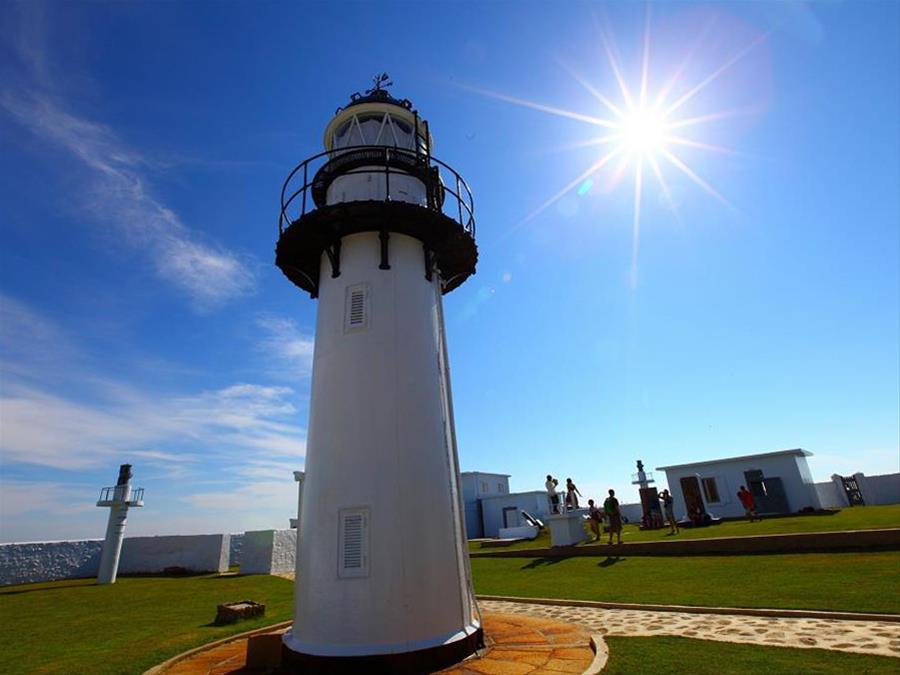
[1,533,230,586]
[118,534,230,575]
[813,472,900,509]
[0,540,103,586]
[239,529,296,575]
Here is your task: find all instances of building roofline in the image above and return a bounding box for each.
[479,490,546,501]
[460,471,512,477]
[656,448,812,472]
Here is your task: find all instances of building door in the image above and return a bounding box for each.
[502,506,519,529]
[760,477,789,513]
[744,470,790,514]
[680,477,706,517]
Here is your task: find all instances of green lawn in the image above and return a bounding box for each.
[0,574,294,675]
[604,636,899,674]
[469,504,900,553]
[471,551,900,614]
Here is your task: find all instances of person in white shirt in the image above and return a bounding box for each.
[545,474,560,514]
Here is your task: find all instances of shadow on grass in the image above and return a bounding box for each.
[520,557,568,569]
[0,578,97,596]
[598,556,625,568]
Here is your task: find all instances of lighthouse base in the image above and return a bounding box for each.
[280,627,484,674]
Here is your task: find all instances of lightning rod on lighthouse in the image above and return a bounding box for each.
[275,75,481,673]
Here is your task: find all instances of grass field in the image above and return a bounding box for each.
[471,551,900,613]
[0,574,294,675]
[469,504,900,553]
[2,567,898,674]
[603,636,899,674]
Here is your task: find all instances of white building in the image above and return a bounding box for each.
[460,472,509,538]
[460,472,555,538]
[657,448,822,519]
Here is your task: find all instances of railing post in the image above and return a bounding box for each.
[384,147,391,201]
[301,163,308,216]
[456,175,463,226]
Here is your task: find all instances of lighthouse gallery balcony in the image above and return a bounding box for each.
[276,144,478,298]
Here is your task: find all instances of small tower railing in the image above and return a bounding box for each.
[631,472,655,484]
[279,145,475,239]
[97,486,145,507]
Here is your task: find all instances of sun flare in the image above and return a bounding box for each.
[465,12,767,285]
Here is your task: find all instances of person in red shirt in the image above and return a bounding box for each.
[737,485,759,522]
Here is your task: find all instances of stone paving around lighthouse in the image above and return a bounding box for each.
[479,599,900,659]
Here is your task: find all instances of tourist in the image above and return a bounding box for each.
[587,499,604,541]
[603,489,622,545]
[659,489,678,534]
[565,477,583,510]
[545,475,560,514]
[738,485,758,522]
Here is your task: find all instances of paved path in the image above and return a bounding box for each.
[480,600,900,658]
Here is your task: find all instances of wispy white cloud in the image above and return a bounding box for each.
[1,296,307,472]
[180,479,298,513]
[1,89,255,310]
[0,381,305,471]
[256,315,315,376]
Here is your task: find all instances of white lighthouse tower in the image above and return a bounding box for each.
[275,75,482,673]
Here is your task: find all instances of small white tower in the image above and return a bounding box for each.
[275,75,481,672]
[96,463,144,584]
[632,459,655,490]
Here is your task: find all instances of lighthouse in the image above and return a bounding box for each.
[95,463,144,584]
[275,75,482,672]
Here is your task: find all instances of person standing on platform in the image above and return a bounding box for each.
[546,475,560,514]
[565,478,583,510]
[604,489,622,545]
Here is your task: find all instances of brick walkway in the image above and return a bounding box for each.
[480,599,900,658]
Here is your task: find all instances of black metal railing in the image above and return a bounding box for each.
[279,145,475,239]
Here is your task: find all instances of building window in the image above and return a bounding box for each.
[480,481,488,493]
[497,482,505,493]
[701,477,720,503]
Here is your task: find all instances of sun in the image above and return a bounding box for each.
[617,106,669,157]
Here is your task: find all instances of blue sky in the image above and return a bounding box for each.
[1,1,897,542]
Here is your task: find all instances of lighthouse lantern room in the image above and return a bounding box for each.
[275,75,481,673]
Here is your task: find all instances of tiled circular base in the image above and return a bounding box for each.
[157,613,596,675]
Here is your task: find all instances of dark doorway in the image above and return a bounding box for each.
[680,477,706,517]
[744,470,790,513]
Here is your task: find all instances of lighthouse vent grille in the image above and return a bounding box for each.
[338,507,369,578]
[344,284,369,332]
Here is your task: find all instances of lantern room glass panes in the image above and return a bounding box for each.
[332,111,424,151]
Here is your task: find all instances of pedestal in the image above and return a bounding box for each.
[546,513,588,547]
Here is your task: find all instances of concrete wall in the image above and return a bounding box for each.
[0,533,229,586]
[118,534,230,574]
[814,481,848,509]
[858,473,900,506]
[0,540,103,586]
[619,502,643,523]
[480,491,550,538]
[240,529,297,575]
